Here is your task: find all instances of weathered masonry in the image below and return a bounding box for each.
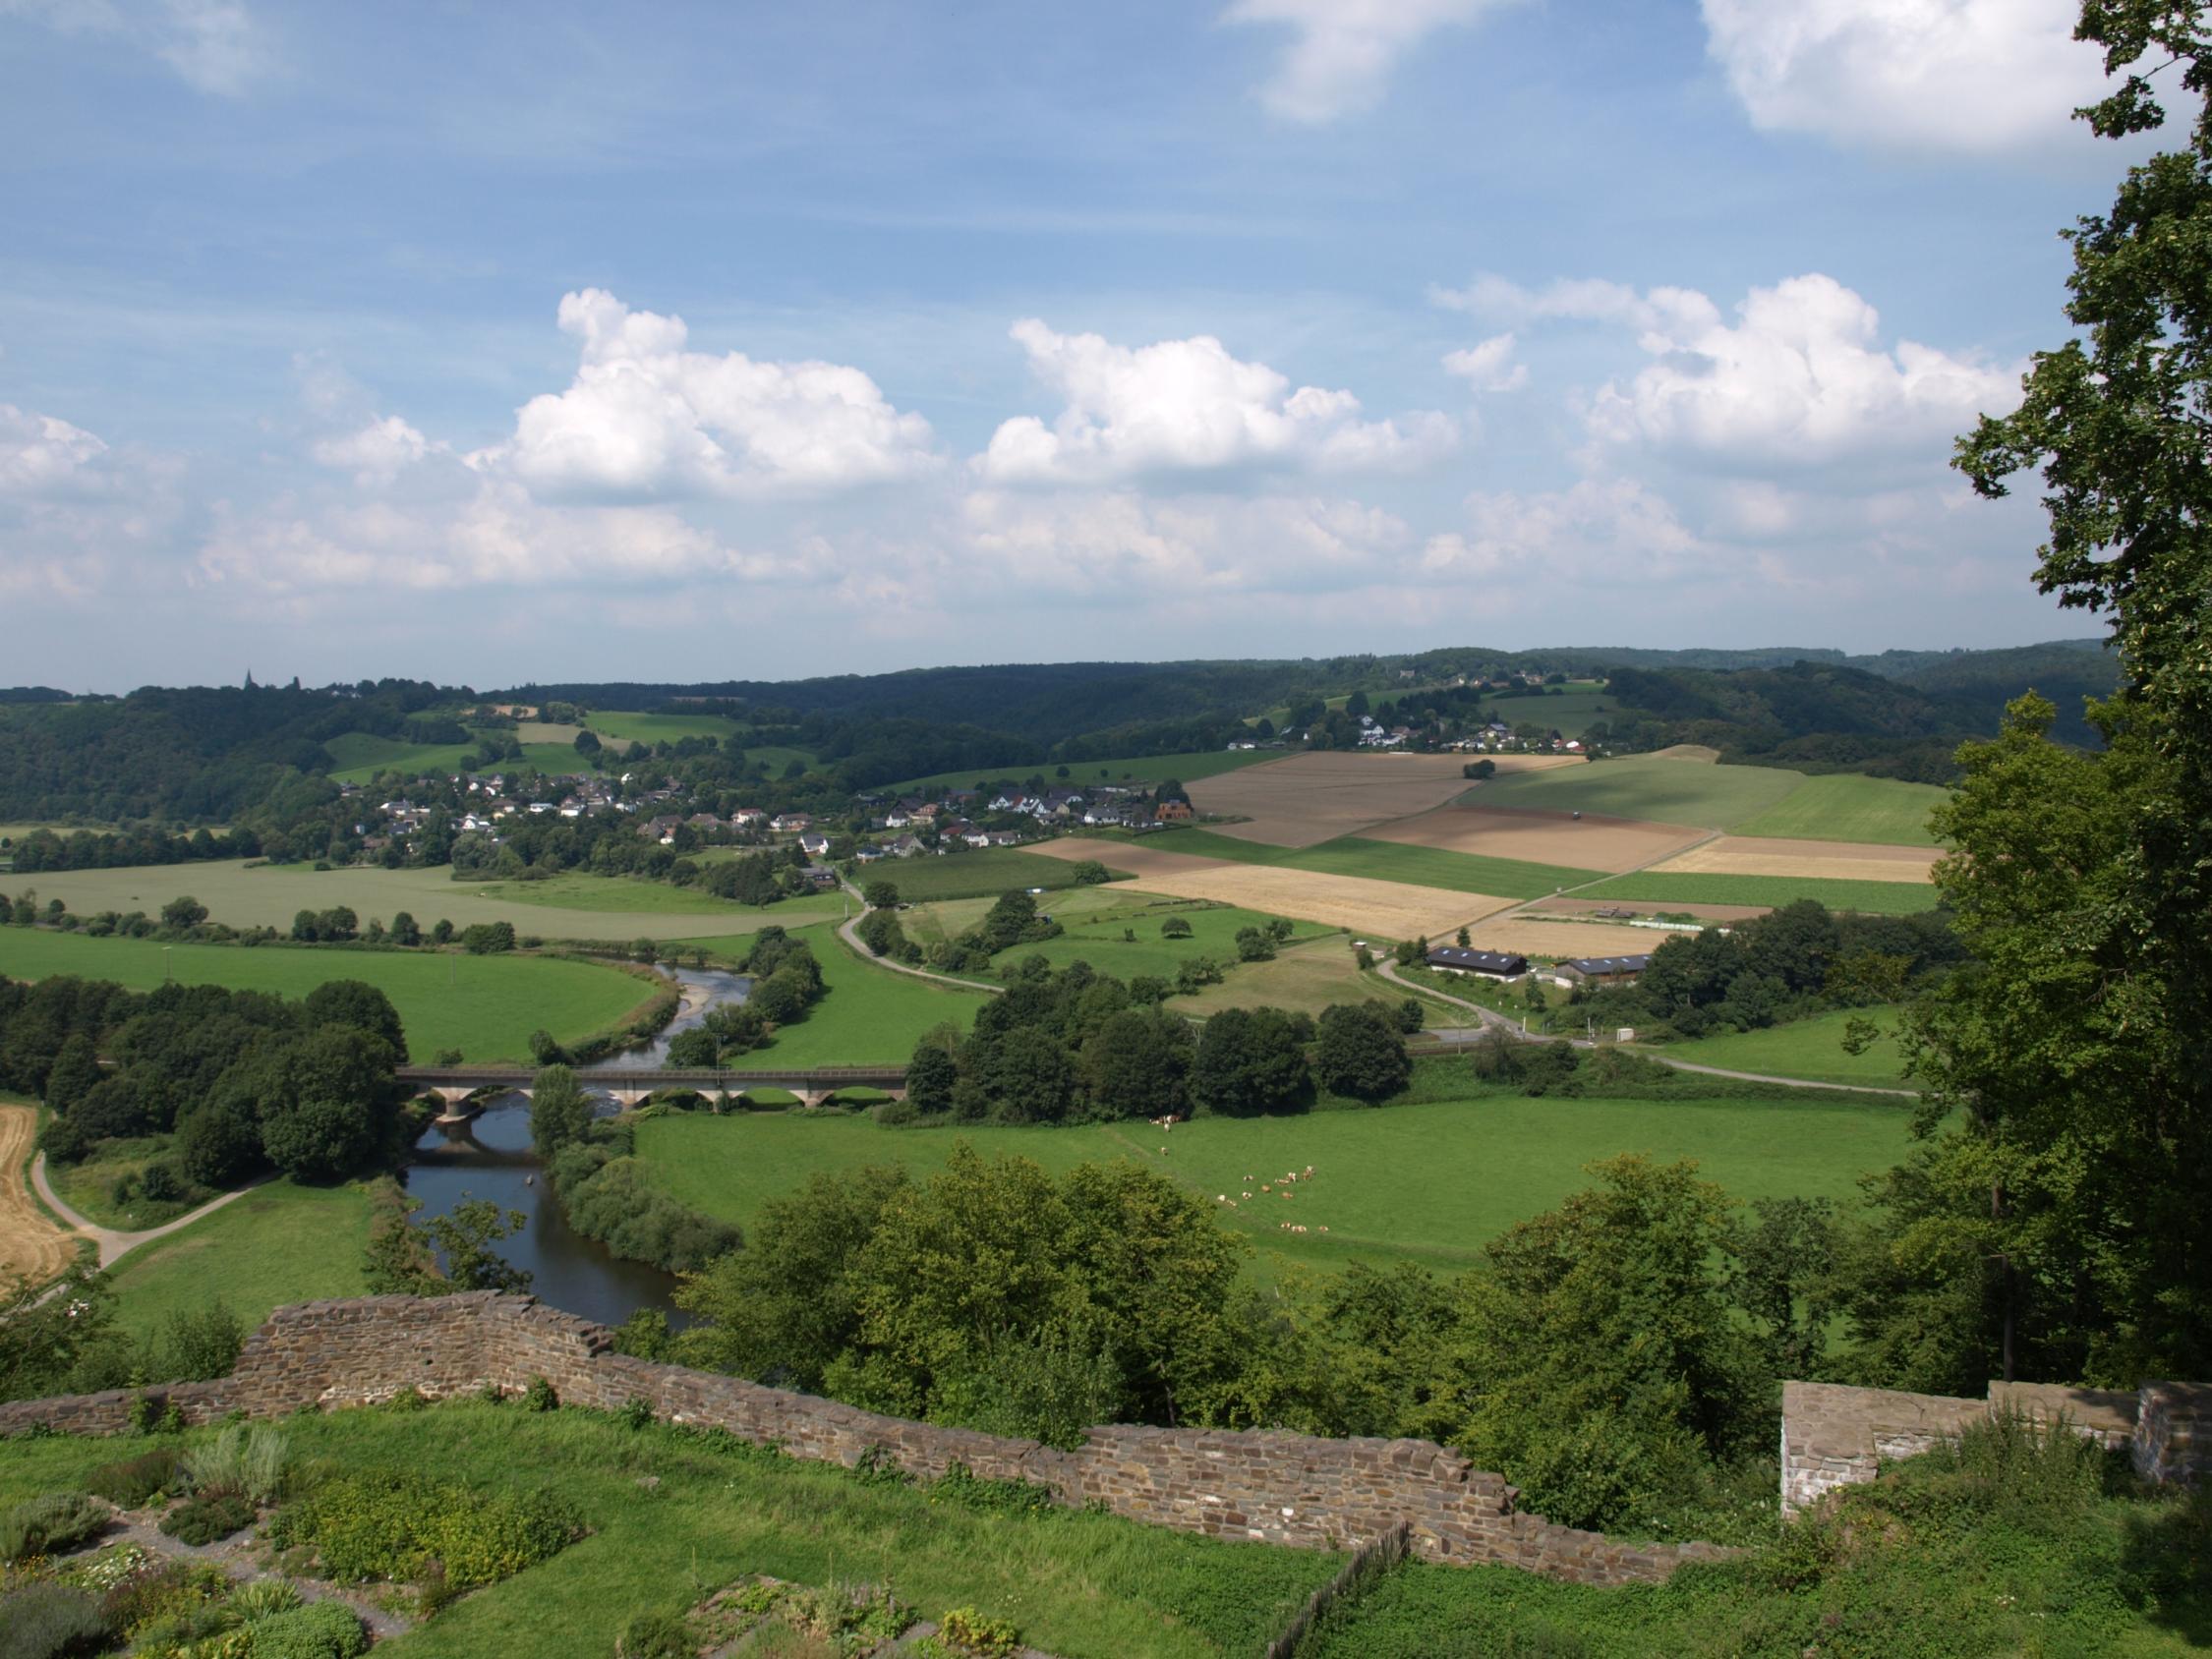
[1780,1377,2212,1512]
[0,1294,1729,1588]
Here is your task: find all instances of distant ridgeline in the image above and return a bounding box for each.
[0,642,2114,839]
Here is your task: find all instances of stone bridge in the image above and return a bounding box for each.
[397,1062,907,1116]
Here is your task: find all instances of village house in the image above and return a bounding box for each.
[1554,953,1653,986]
[798,832,832,858]
[1154,800,1194,823]
[769,813,811,833]
[1425,945,1529,978]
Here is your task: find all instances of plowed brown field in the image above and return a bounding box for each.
[1186,752,1582,848]
[1027,838,1511,939]
[1363,805,1707,873]
[0,1106,76,1287]
[1649,835,1939,884]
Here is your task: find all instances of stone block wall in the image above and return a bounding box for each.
[0,1294,1729,1587]
[2135,1382,2212,1485]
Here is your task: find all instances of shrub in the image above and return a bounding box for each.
[0,1493,107,1563]
[614,1609,692,1658]
[248,1600,369,1659]
[185,1424,290,1504]
[85,1448,184,1508]
[227,1578,303,1622]
[522,1375,558,1412]
[618,1396,655,1431]
[265,1471,580,1591]
[91,1556,228,1639]
[936,1605,1021,1657]
[0,1582,110,1659]
[159,1492,256,1545]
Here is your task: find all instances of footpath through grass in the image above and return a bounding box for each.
[104,1177,377,1340]
[0,929,653,1062]
[638,1082,1913,1280]
[1137,828,1602,898]
[1640,1007,1907,1089]
[1577,871,1944,915]
[0,1401,1339,1659]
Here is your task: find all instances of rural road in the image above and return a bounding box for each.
[1372,958,1917,1099]
[0,1106,77,1286]
[29,1150,259,1269]
[837,883,1006,996]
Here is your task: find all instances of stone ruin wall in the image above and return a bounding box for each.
[0,1293,1729,1587]
[1780,1376,2210,1512]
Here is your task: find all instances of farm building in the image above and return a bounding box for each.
[1425,945,1529,977]
[1555,953,1653,985]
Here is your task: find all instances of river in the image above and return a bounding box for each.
[402,965,749,1326]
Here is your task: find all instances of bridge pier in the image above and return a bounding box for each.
[429,1086,480,1125]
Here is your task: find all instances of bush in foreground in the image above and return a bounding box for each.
[265,1470,579,1591]
[0,1493,106,1563]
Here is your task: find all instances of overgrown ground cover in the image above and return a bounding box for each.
[1728,772,1950,846]
[0,930,652,1062]
[873,847,1129,902]
[2,858,764,940]
[881,748,1279,794]
[1576,872,1945,915]
[673,926,990,1066]
[103,1177,377,1340]
[1302,1437,2211,1658]
[0,1402,1342,1659]
[638,1082,1913,1280]
[1640,1006,1907,1089]
[1461,755,1810,828]
[1136,828,1603,898]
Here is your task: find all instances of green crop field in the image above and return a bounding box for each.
[0,1403,1338,1659]
[453,872,842,923]
[1463,754,1809,828]
[1481,687,1617,736]
[736,744,817,775]
[1576,871,1944,914]
[581,709,737,745]
[320,731,484,784]
[1641,1006,1907,1089]
[640,1084,1912,1280]
[1136,829,1603,899]
[672,926,990,1066]
[2,859,780,942]
[872,847,1129,902]
[1729,772,1952,845]
[105,1177,378,1339]
[982,896,1335,983]
[0,930,653,1062]
[881,749,1280,794]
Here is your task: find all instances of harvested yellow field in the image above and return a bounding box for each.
[1650,835,1940,885]
[1467,919,1673,959]
[0,1106,77,1287]
[1528,895,1773,923]
[1025,838,1509,939]
[1363,805,1706,873]
[1187,751,1577,848]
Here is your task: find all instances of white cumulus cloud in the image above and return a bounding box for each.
[0,402,109,495]
[1424,478,1728,583]
[1442,332,1527,392]
[1583,272,2020,467]
[1701,0,2111,154]
[1224,0,1519,122]
[978,319,1454,485]
[311,415,433,483]
[479,289,937,501]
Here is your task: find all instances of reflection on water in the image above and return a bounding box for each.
[406,1100,687,1329]
[593,966,751,1072]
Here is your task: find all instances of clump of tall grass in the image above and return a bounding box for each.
[1934,1405,2108,1518]
[184,1424,291,1506]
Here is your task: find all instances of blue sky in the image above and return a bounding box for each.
[0,0,2138,689]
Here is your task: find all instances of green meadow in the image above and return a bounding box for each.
[673,926,991,1067]
[871,847,1127,902]
[1641,1005,1908,1089]
[104,1177,378,1340]
[0,930,652,1062]
[0,1403,1336,1659]
[979,896,1336,983]
[320,731,484,783]
[581,709,737,745]
[1461,753,1808,828]
[881,748,1279,794]
[1136,828,1603,898]
[735,744,817,774]
[639,1083,1913,1280]
[3,859,774,941]
[1577,871,1944,914]
[1729,772,1951,845]
[456,871,843,923]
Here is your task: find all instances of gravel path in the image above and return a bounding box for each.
[30,1153,260,1269]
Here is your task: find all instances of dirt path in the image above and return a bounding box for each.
[30,1151,260,1269]
[837,884,1006,996]
[0,1105,78,1286]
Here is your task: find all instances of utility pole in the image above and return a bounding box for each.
[162,944,171,986]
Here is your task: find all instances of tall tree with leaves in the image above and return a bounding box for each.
[1887,0,2212,1385]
